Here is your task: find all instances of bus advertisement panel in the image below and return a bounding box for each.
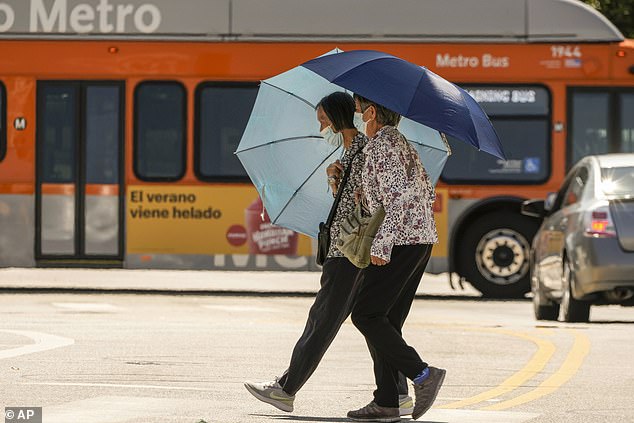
[125,185,448,271]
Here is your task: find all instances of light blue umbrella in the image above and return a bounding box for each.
[236,49,450,238]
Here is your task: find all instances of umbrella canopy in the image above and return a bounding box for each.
[236,50,449,238]
[302,50,505,159]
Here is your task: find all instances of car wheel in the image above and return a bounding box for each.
[532,268,559,321]
[559,260,590,323]
[458,211,539,298]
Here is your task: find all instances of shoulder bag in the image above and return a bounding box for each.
[336,202,385,268]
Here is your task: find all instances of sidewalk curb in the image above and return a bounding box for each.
[0,286,508,302]
[0,287,318,297]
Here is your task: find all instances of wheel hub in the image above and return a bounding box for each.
[475,228,530,285]
[492,245,515,268]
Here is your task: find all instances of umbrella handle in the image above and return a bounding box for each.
[260,186,266,222]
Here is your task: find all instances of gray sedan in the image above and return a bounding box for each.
[522,154,634,322]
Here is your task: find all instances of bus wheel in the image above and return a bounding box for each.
[458,211,539,298]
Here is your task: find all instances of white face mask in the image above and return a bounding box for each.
[320,125,343,147]
[353,112,366,135]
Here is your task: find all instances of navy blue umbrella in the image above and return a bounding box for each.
[302,50,505,159]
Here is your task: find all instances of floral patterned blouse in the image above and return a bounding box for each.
[327,133,367,258]
[362,125,438,262]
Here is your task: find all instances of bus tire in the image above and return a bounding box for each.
[457,211,539,298]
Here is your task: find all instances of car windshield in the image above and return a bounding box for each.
[601,166,634,196]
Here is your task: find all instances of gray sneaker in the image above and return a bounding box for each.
[412,367,446,420]
[347,401,400,422]
[398,395,413,416]
[244,378,295,412]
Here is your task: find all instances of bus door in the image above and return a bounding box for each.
[36,82,124,264]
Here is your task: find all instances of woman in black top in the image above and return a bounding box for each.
[244,92,384,412]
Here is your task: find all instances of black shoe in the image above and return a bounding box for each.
[412,367,446,420]
[347,401,400,422]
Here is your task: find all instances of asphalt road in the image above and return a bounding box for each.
[1,291,633,423]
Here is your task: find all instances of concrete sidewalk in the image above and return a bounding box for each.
[0,268,480,297]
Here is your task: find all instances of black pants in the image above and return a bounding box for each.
[278,257,409,396]
[351,244,433,408]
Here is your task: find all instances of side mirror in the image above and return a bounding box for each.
[521,199,546,218]
[544,192,557,211]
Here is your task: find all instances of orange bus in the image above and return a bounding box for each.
[0,0,632,297]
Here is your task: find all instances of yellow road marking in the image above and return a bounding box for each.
[482,330,590,411]
[439,328,556,409]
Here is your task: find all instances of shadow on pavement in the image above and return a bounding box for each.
[536,319,634,327]
[251,414,445,423]
[250,414,349,422]
[580,320,634,324]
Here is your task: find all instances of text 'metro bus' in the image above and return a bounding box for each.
[0,0,632,297]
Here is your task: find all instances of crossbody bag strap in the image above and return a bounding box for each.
[325,147,362,227]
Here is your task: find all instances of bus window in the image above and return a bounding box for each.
[441,86,551,184]
[569,89,634,168]
[570,92,610,166]
[0,82,5,161]
[195,82,258,181]
[86,86,121,184]
[134,82,186,181]
[40,85,78,183]
[621,93,634,154]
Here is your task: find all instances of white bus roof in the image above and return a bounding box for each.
[0,0,624,43]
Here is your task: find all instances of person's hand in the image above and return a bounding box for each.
[326,160,344,178]
[371,255,388,266]
[327,160,343,194]
[328,179,339,195]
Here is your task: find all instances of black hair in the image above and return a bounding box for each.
[353,94,401,127]
[317,92,355,132]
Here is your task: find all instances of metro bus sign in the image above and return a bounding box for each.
[13,117,26,130]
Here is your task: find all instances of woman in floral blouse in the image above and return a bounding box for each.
[346,95,446,422]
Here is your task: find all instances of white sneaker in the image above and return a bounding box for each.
[244,378,295,412]
[399,394,414,416]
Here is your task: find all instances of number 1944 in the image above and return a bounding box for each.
[551,45,582,58]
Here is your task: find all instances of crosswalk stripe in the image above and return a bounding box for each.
[26,382,213,392]
[0,330,74,360]
[40,396,536,423]
[202,304,280,312]
[51,302,120,312]
[43,396,184,423]
[424,409,538,423]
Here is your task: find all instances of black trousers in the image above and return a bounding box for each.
[278,257,409,396]
[351,244,433,408]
